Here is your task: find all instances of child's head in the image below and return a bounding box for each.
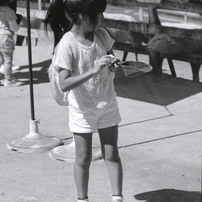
[44,0,107,47]
[64,0,106,29]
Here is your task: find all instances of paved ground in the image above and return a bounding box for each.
[0,35,202,202]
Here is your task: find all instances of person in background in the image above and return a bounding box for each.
[0,0,23,86]
[9,0,25,46]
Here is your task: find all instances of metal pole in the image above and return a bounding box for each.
[26,0,35,120]
[7,0,62,153]
[38,0,42,10]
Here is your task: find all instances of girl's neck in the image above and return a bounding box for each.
[70,24,94,46]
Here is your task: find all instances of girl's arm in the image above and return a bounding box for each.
[107,49,114,56]
[59,55,115,92]
[59,68,95,92]
[107,49,121,63]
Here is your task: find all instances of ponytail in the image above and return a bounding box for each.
[44,0,72,47]
[44,0,107,47]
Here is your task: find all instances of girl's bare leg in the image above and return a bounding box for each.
[73,133,92,199]
[98,125,123,196]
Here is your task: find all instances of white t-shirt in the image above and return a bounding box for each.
[53,27,116,109]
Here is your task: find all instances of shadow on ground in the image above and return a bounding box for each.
[13,59,51,85]
[134,189,201,202]
[12,58,202,106]
[114,69,202,106]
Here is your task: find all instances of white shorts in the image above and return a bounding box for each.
[69,99,121,133]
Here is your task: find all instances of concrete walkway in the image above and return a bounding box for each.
[0,37,201,202]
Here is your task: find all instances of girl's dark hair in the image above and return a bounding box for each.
[0,0,11,6]
[44,0,107,47]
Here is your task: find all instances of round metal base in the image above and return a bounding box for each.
[7,135,62,153]
[49,142,102,162]
[7,120,62,153]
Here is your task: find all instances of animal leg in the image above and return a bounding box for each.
[190,63,201,82]
[149,51,163,74]
[122,51,128,61]
[167,59,176,77]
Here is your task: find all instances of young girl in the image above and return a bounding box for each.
[0,0,23,87]
[45,0,123,201]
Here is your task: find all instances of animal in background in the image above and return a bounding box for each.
[104,13,148,47]
[103,13,148,60]
[146,33,202,82]
[146,33,202,54]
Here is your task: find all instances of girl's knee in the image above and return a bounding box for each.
[105,154,120,162]
[75,152,92,168]
[104,148,120,162]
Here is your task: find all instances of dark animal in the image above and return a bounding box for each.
[146,33,202,54]
[146,33,202,82]
[104,13,148,60]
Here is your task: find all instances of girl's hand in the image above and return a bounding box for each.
[93,55,116,75]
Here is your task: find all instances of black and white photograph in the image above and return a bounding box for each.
[0,0,201,201]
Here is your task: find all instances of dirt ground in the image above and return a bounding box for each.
[0,35,202,202]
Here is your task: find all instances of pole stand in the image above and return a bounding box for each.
[7,119,62,153]
[49,137,102,162]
